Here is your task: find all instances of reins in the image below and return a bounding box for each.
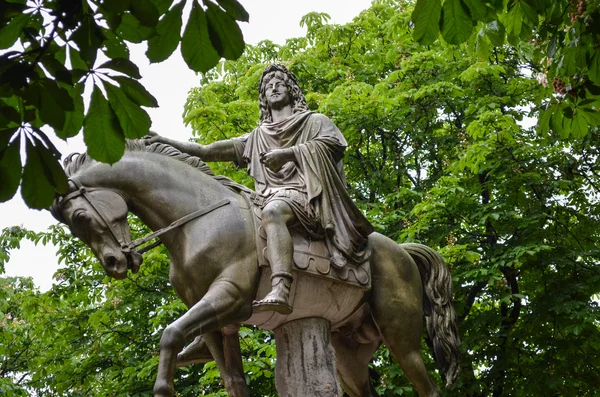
[127,198,231,254]
[61,178,231,255]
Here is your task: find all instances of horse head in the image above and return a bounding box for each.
[48,141,231,282]
[51,179,143,279]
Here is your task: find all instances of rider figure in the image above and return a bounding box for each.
[148,64,373,315]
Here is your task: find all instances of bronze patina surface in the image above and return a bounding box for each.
[52,65,460,397]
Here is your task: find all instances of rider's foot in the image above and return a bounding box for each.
[176,335,213,367]
[253,272,293,315]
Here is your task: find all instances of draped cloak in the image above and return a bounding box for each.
[232,110,374,266]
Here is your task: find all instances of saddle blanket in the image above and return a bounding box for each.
[245,192,371,290]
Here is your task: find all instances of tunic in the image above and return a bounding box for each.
[232,110,373,266]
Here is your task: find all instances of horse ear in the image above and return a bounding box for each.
[49,195,65,222]
[48,179,77,221]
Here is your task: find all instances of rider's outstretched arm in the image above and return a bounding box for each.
[146,135,238,162]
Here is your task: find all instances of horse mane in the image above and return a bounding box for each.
[63,139,215,177]
[52,139,250,223]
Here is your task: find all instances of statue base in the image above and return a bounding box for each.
[273,318,342,397]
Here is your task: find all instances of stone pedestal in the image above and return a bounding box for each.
[273,318,341,397]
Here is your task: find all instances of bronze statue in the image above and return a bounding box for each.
[50,64,460,397]
[147,64,373,314]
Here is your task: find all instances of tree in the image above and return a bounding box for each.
[0,0,248,209]
[411,0,600,140]
[2,0,599,395]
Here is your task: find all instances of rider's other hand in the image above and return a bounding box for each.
[260,149,290,172]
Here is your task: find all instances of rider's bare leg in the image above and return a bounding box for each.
[253,200,296,314]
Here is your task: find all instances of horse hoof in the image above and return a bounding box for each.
[153,380,174,397]
[177,337,214,367]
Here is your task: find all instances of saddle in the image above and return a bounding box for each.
[243,191,371,290]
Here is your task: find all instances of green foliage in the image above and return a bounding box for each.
[2,0,599,395]
[0,0,248,208]
[410,0,600,141]
[83,86,126,164]
[0,277,36,397]
[440,0,474,44]
[412,0,442,45]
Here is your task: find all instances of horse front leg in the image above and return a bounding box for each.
[153,284,252,397]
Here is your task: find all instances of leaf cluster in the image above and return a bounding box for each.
[411,0,600,141]
[0,0,248,208]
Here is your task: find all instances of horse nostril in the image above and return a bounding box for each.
[104,254,120,272]
[105,254,115,266]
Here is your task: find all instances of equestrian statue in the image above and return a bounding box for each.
[51,64,460,397]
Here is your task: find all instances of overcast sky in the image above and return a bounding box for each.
[0,0,374,291]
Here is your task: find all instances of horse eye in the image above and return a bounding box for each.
[73,210,91,224]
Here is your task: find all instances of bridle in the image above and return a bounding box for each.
[59,178,231,256]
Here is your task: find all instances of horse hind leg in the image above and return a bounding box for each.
[369,234,442,397]
[203,325,248,397]
[331,326,381,397]
[175,328,248,396]
[380,331,441,397]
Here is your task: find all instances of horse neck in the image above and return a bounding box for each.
[78,151,234,231]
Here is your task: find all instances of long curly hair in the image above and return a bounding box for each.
[258,64,308,123]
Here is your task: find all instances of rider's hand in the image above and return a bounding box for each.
[260,149,294,172]
[144,132,167,145]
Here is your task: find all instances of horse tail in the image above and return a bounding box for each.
[400,243,460,387]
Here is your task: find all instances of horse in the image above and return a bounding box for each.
[50,140,460,397]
